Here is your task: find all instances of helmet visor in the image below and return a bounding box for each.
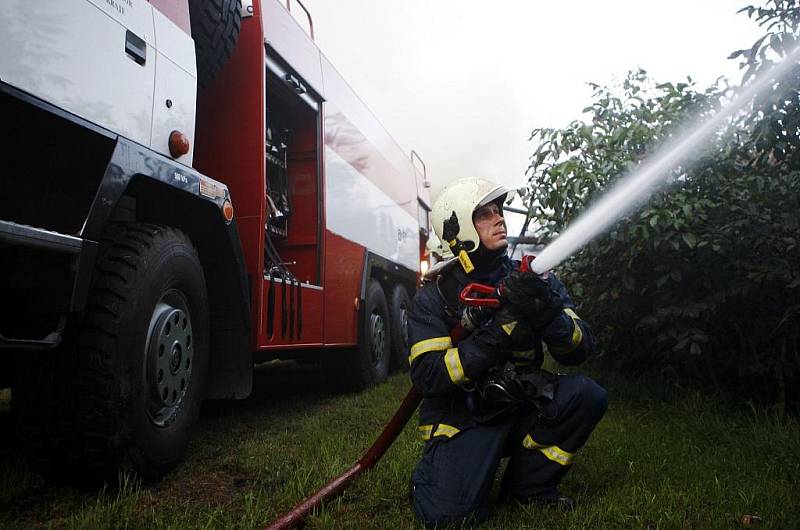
[476,185,516,210]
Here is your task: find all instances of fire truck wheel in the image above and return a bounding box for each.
[324,280,391,391]
[16,224,209,483]
[388,285,412,372]
[96,224,209,480]
[189,0,242,88]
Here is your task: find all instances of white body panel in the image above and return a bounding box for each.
[261,0,431,270]
[151,8,197,164]
[0,0,154,146]
[261,0,324,96]
[85,0,153,37]
[0,0,197,161]
[325,146,419,270]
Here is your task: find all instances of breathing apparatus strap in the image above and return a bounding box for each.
[466,363,558,424]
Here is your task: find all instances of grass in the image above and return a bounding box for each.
[0,363,798,529]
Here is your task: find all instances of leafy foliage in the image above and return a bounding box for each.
[523,1,800,412]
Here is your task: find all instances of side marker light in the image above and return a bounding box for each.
[222,199,234,223]
[169,130,190,158]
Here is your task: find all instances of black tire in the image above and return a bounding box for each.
[189,0,242,88]
[324,280,391,391]
[13,224,210,483]
[388,284,413,372]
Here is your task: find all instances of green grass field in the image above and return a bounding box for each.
[1,362,798,529]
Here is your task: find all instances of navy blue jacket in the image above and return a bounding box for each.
[407,256,595,441]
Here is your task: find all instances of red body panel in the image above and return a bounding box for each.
[258,282,324,348]
[193,1,266,348]
[322,231,365,346]
[193,1,430,355]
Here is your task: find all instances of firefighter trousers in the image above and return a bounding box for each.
[410,374,607,529]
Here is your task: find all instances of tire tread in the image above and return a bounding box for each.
[13,224,204,483]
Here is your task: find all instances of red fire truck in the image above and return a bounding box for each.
[0,0,431,481]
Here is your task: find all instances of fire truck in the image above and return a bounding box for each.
[0,0,431,481]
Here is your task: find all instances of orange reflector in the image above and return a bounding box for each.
[169,130,190,158]
[354,297,360,311]
[222,199,234,223]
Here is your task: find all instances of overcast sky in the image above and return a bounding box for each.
[295,0,763,206]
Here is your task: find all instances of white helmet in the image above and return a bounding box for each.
[431,177,515,255]
[426,233,454,260]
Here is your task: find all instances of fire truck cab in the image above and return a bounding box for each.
[0,0,431,481]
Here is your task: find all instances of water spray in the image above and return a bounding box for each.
[264,43,800,530]
[532,44,800,274]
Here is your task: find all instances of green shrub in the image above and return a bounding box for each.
[523,1,800,412]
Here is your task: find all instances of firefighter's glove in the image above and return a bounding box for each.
[471,307,532,363]
[499,271,564,330]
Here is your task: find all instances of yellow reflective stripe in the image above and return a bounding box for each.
[522,435,575,466]
[501,320,518,335]
[512,349,537,360]
[541,445,574,466]
[417,425,434,440]
[417,423,461,441]
[444,347,470,385]
[408,336,453,365]
[522,434,546,449]
[512,349,536,367]
[565,308,583,346]
[434,424,460,438]
[549,308,583,355]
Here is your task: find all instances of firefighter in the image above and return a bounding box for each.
[408,177,607,528]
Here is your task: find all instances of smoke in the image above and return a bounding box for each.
[531,44,800,274]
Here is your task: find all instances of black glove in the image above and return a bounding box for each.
[470,307,535,363]
[499,271,564,330]
[470,319,511,364]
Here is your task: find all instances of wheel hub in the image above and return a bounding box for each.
[146,299,193,427]
[400,306,409,351]
[170,343,183,374]
[370,311,385,366]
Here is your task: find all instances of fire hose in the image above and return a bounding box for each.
[264,386,422,530]
[264,256,536,530]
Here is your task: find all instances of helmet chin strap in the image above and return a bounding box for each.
[469,243,507,274]
[442,210,476,273]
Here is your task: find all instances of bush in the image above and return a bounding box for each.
[523,1,800,412]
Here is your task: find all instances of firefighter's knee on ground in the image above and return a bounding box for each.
[411,463,488,529]
[575,374,608,422]
[411,490,486,530]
